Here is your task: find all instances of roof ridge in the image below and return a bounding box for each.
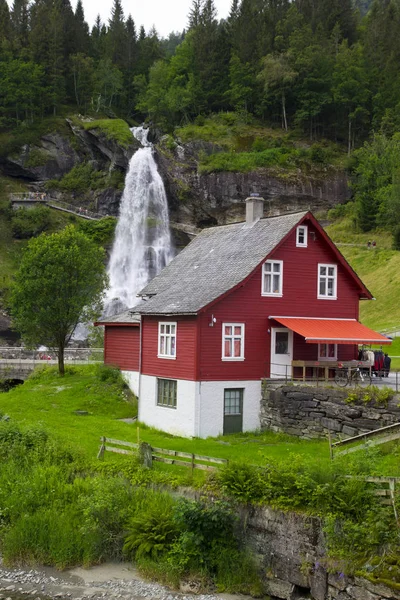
[198,209,308,233]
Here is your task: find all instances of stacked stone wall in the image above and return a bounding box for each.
[245,505,400,600]
[260,384,400,439]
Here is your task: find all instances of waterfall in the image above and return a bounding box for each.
[104,126,173,315]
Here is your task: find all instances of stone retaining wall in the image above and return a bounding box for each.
[245,505,400,600]
[260,384,400,439]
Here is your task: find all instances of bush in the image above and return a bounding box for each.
[218,462,266,502]
[393,224,400,250]
[11,206,52,239]
[123,492,178,560]
[78,217,117,244]
[310,143,330,164]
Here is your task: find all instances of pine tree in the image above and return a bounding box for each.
[125,15,137,114]
[11,0,29,49]
[188,0,203,29]
[107,0,127,68]
[0,0,12,48]
[74,0,89,54]
[91,14,106,60]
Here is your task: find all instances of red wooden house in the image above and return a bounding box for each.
[97,198,390,438]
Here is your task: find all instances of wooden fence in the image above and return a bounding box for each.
[97,436,229,472]
[329,422,400,459]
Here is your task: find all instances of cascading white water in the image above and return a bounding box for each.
[104,126,173,315]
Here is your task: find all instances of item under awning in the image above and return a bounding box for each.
[269,317,391,345]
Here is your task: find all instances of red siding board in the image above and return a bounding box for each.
[141,316,198,380]
[198,220,364,381]
[104,326,140,371]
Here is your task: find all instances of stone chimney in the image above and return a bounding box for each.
[245,195,265,227]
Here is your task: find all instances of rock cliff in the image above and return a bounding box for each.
[0,118,350,228]
[155,138,350,227]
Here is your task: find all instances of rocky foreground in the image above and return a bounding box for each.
[0,561,225,600]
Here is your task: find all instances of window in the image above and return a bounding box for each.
[318,264,337,299]
[157,378,177,408]
[275,331,289,354]
[262,260,283,296]
[296,225,308,247]
[222,323,245,360]
[224,389,243,415]
[318,344,337,360]
[158,322,177,358]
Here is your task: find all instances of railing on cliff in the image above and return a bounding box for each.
[9,193,106,221]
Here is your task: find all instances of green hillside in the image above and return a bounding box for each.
[325,218,400,332]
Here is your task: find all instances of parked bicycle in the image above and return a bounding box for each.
[334,363,372,387]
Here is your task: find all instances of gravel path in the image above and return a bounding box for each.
[0,560,228,600]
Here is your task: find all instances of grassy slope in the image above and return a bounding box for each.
[176,113,347,175]
[1,366,400,478]
[0,366,326,464]
[325,218,400,332]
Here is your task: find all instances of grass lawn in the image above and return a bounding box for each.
[1,365,399,478]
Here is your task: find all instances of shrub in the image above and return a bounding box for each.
[94,363,124,385]
[123,492,178,560]
[218,462,266,502]
[393,225,400,250]
[78,216,117,244]
[11,206,51,239]
[25,148,48,168]
[310,143,330,164]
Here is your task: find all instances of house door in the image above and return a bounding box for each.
[270,328,293,379]
[223,389,243,434]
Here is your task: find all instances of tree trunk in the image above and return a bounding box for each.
[73,70,79,107]
[348,116,352,156]
[58,344,65,376]
[282,91,288,131]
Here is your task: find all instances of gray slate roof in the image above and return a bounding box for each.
[97,310,141,324]
[135,211,307,315]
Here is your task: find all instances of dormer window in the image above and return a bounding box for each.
[262,260,283,296]
[296,226,308,247]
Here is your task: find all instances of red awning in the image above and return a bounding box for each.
[270,317,392,345]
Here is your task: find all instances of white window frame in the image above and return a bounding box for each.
[296,225,308,247]
[262,260,283,297]
[158,322,177,359]
[222,323,245,361]
[318,263,337,300]
[318,343,337,361]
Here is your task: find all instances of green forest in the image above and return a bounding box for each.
[3,0,400,233]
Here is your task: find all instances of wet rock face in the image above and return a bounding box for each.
[0,119,350,227]
[0,133,80,181]
[0,120,139,183]
[155,142,350,228]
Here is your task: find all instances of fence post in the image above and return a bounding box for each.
[97,436,106,460]
[139,441,153,469]
[328,430,333,460]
